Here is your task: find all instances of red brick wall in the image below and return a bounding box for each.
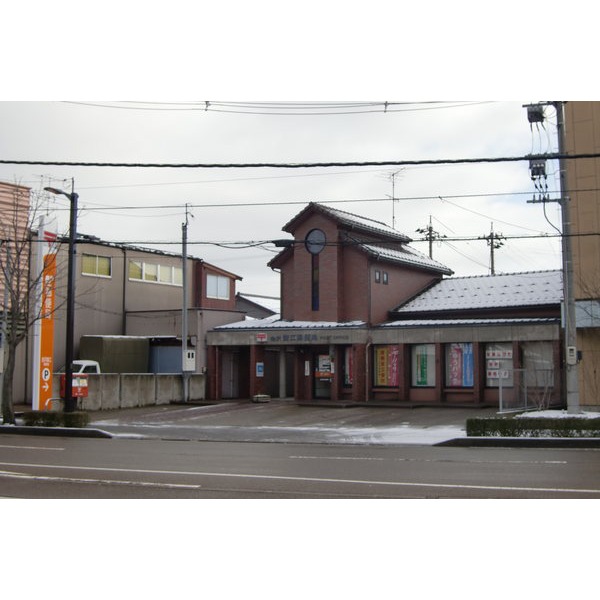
[279,211,444,325]
[369,265,441,324]
[288,214,341,321]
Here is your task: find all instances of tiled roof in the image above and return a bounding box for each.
[316,204,412,242]
[237,293,280,314]
[361,243,453,275]
[393,270,562,314]
[215,316,366,330]
[283,202,412,243]
[379,318,559,328]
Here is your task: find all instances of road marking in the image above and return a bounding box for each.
[0,460,597,495]
[0,444,64,451]
[0,471,202,490]
[289,455,385,461]
[289,455,568,465]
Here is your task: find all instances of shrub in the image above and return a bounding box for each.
[62,412,90,428]
[22,410,89,428]
[466,416,600,437]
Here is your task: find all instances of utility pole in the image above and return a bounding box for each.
[525,101,580,413]
[479,222,504,275]
[555,101,580,413]
[181,207,189,403]
[44,181,79,412]
[0,243,7,415]
[181,204,196,402]
[416,216,446,259]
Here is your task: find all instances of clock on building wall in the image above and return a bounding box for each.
[304,228,326,255]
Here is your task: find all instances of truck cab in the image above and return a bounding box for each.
[71,360,101,374]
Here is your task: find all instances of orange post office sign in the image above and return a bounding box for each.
[38,254,56,410]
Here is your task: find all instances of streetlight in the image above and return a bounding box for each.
[44,184,78,412]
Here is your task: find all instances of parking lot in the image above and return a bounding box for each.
[88,400,500,445]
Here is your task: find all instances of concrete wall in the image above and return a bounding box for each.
[51,372,206,411]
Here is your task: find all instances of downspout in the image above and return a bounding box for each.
[121,247,127,335]
[365,338,372,402]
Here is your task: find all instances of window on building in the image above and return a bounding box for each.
[81,254,111,278]
[485,342,514,388]
[173,267,183,286]
[129,260,143,280]
[207,273,230,300]
[144,262,158,282]
[128,260,182,287]
[374,270,381,283]
[373,345,400,387]
[382,271,389,285]
[311,255,319,311]
[343,346,353,387]
[445,343,474,388]
[411,344,436,387]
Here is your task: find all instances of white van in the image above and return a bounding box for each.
[72,360,101,374]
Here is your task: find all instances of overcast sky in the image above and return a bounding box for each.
[3,0,595,586]
[0,100,565,298]
[1,2,591,303]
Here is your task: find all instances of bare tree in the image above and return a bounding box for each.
[0,183,59,424]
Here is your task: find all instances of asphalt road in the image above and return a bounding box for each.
[2,434,600,498]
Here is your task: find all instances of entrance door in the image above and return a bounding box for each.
[221,350,240,399]
[314,352,332,399]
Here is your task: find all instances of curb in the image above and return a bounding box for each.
[0,425,113,439]
[436,436,600,448]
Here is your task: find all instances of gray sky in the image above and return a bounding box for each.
[1,2,591,300]
[2,0,594,583]
[0,100,566,298]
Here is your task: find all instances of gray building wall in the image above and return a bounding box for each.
[17,236,241,404]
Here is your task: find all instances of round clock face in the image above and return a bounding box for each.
[305,228,326,254]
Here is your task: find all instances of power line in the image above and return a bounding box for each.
[22,231,590,249]
[61,101,492,115]
[3,151,600,169]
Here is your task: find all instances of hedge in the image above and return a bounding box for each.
[22,411,90,429]
[466,416,600,438]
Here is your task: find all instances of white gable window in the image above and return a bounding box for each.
[207,273,230,300]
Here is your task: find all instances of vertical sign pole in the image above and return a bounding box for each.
[32,217,57,410]
[31,216,45,410]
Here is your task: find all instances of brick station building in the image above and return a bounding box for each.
[206,203,565,409]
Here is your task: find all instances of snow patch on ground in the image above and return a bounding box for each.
[514,410,600,419]
[93,421,466,445]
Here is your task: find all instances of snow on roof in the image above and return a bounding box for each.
[237,293,280,314]
[361,243,453,275]
[379,318,559,328]
[215,316,366,330]
[393,270,562,314]
[284,203,411,243]
[317,204,412,242]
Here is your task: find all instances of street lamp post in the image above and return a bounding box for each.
[44,183,79,412]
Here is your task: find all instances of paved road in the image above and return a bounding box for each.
[2,434,600,498]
